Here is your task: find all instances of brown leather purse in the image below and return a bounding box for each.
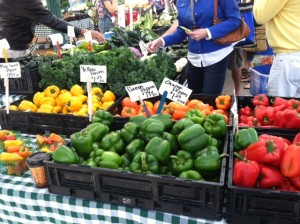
[213,0,250,44]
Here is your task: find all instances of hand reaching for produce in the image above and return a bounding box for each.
[187,29,208,41]
[147,38,163,53]
[81,29,105,43]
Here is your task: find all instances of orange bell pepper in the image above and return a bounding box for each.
[215,95,231,110]
[121,107,138,118]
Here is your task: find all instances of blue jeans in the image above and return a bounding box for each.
[186,56,229,94]
[98,17,113,33]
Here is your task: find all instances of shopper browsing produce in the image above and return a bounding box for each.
[0,0,105,61]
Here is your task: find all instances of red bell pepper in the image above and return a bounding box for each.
[234,150,246,165]
[289,176,300,190]
[239,115,255,127]
[259,134,285,154]
[254,105,275,126]
[239,106,252,116]
[233,152,260,187]
[278,109,300,129]
[257,165,284,189]
[272,97,288,107]
[292,132,300,146]
[279,178,300,192]
[280,144,300,177]
[246,140,281,164]
[273,110,284,127]
[286,99,300,112]
[253,94,269,107]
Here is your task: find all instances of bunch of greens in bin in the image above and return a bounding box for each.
[38,47,176,96]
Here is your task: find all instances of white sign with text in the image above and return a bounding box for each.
[49,33,64,45]
[125,81,159,102]
[159,78,192,105]
[0,62,21,78]
[80,65,107,83]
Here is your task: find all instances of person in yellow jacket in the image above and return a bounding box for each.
[253,0,300,97]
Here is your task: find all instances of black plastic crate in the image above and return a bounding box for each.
[44,132,229,221]
[227,130,300,224]
[110,94,233,130]
[0,68,41,94]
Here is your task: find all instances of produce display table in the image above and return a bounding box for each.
[34,18,94,39]
[0,134,227,224]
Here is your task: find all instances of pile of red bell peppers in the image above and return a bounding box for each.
[238,94,300,128]
[233,128,300,192]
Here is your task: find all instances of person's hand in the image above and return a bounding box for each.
[91,30,105,43]
[147,38,163,53]
[187,29,208,41]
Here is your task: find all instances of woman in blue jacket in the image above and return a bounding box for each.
[148,0,241,94]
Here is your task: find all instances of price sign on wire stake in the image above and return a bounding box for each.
[86,77,93,122]
[125,81,159,102]
[49,33,64,46]
[0,38,10,50]
[80,65,107,83]
[67,25,75,38]
[159,78,192,105]
[0,62,21,78]
[84,30,93,42]
[231,89,239,134]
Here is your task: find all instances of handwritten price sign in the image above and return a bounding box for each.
[125,81,159,102]
[0,62,21,78]
[159,78,192,105]
[80,65,107,83]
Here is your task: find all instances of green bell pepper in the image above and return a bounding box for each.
[125,139,145,159]
[99,151,122,169]
[121,153,131,170]
[70,130,94,156]
[120,122,139,143]
[203,114,227,138]
[129,152,159,174]
[185,109,205,125]
[129,115,147,126]
[52,145,80,164]
[85,122,109,142]
[170,118,194,136]
[162,132,179,154]
[179,170,203,180]
[145,136,171,165]
[178,124,210,153]
[139,118,164,142]
[92,109,114,127]
[170,150,194,175]
[194,146,222,178]
[100,131,125,154]
[151,114,174,131]
[233,127,258,150]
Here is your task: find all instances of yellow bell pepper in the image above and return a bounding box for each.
[33,91,46,107]
[0,152,24,163]
[101,101,114,110]
[92,95,102,104]
[67,96,83,112]
[62,105,69,114]
[40,97,55,107]
[9,105,18,111]
[74,107,88,116]
[39,104,53,111]
[78,94,88,105]
[0,130,14,140]
[36,108,52,114]
[92,103,101,113]
[101,90,116,103]
[70,84,84,96]
[45,85,60,98]
[52,105,62,113]
[56,92,72,107]
[92,87,103,97]
[18,100,37,112]
[4,139,23,149]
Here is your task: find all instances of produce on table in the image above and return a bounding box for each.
[233,128,300,192]
[10,85,116,116]
[51,114,227,182]
[238,94,300,128]
[36,133,65,152]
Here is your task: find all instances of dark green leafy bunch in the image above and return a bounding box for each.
[38,47,176,95]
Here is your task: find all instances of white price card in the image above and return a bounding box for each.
[0,67,7,79]
[0,38,10,50]
[84,30,93,42]
[67,25,75,38]
[159,78,192,105]
[49,33,64,45]
[125,81,159,102]
[80,65,107,83]
[0,62,21,78]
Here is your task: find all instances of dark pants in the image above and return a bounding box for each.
[186,56,229,94]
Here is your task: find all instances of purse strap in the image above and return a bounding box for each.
[213,0,219,24]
